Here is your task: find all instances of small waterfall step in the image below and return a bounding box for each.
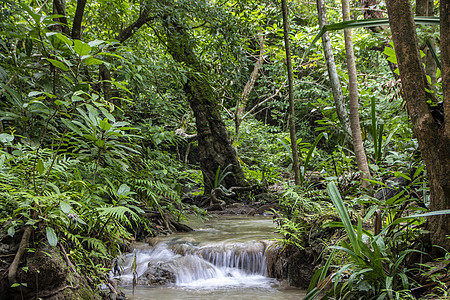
[113,239,276,289]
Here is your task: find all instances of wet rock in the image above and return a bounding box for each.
[266,244,317,288]
[138,263,176,286]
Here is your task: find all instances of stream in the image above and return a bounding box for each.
[113,215,306,299]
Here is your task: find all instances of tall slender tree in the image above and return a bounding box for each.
[341,0,372,189]
[281,0,301,185]
[316,0,353,143]
[234,31,265,141]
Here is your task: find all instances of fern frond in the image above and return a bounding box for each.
[81,236,108,255]
[96,206,140,227]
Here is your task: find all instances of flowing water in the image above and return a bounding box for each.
[113,215,306,299]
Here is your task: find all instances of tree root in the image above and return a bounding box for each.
[37,283,80,298]
[202,184,259,209]
[59,243,80,278]
[8,225,33,286]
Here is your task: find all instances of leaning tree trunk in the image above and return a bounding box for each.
[316,0,353,143]
[386,0,450,251]
[342,0,372,189]
[163,18,247,193]
[235,31,265,141]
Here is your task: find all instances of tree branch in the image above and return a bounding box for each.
[116,4,154,43]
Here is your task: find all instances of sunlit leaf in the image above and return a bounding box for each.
[0,133,14,143]
[60,202,71,214]
[46,227,58,247]
[74,40,91,56]
[7,226,15,237]
[36,159,44,175]
[46,58,69,71]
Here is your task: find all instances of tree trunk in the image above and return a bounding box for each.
[52,0,70,36]
[235,31,265,141]
[316,0,353,143]
[386,0,450,251]
[281,0,301,186]
[342,0,372,189]
[71,0,87,40]
[361,0,385,32]
[163,18,247,193]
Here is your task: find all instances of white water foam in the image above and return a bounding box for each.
[113,240,276,290]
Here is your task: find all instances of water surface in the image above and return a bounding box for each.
[117,215,306,299]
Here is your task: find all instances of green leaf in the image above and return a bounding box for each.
[0,133,14,143]
[86,104,99,125]
[46,227,58,247]
[383,46,396,57]
[54,33,73,46]
[19,3,40,25]
[36,159,44,175]
[46,58,69,71]
[99,107,116,122]
[117,184,130,196]
[99,119,112,131]
[73,40,91,56]
[61,118,83,136]
[60,202,71,214]
[7,226,15,237]
[84,57,104,65]
[88,40,105,47]
[327,182,360,256]
[95,139,105,148]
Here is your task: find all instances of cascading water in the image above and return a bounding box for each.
[114,240,273,288]
[113,216,305,299]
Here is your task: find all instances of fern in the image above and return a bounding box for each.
[96,206,140,227]
[81,236,108,255]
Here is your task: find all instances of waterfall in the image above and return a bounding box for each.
[113,240,275,289]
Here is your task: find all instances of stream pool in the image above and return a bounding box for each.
[115,215,307,299]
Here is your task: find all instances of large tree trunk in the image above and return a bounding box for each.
[386,0,450,251]
[163,18,247,193]
[316,0,353,143]
[281,0,302,186]
[342,0,372,189]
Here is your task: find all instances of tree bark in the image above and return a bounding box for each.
[386,0,450,251]
[361,0,385,32]
[71,0,87,40]
[115,4,154,44]
[281,0,301,186]
[342,0,372,189]
[316,0,353,143]
[98,3,154,107]
[163,18,247,192]
[53,0,70,36]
